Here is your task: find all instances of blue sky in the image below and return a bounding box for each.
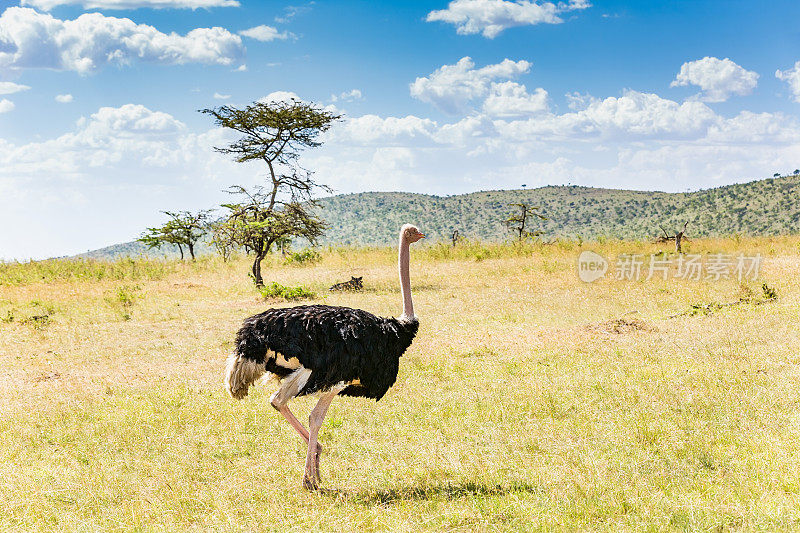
[1,0,799,258]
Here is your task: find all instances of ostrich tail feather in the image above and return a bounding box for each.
[224,352,267,400]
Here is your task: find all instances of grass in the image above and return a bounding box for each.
[1,236,800,531]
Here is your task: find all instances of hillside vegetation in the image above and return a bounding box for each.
[319,175,800,245]
[74,175,800,259]
[1,236,800,530]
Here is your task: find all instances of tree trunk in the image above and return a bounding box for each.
[252,253,266,287]
[675,232,684,253]
[188,242,196,261]
[177,244,184,261]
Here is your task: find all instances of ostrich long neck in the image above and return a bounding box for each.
[398,235,414,320]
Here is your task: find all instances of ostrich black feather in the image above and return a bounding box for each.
[234,304,419,400]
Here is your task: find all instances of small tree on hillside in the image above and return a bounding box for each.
[655,221,690,254]
[201,98,340,285]
[138,210,212,261]
[505,203,547,241]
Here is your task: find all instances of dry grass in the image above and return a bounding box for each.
[1,236,800,531]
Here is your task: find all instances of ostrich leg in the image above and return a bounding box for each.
[270,368,319,453]
[303,384,346,490]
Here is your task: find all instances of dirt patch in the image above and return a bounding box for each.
[587,317,657,335]
[32,371,61,382]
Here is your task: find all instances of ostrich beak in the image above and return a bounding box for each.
[419,233,426,238]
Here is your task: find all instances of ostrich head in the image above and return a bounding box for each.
[401,224,425,243]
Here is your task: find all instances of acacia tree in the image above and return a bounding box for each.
[222,186,326,284]
[505,203,547,241]
[202,96,340,286]
[138,210,212,260]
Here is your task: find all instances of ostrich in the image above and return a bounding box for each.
[224,224,425,490]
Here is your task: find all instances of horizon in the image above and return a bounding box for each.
[1,0,799,259]
[5,172,797,262]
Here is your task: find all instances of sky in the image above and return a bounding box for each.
[1,0,799,259]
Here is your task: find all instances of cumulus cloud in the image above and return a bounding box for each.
[213,92,231,100]
[258,90,302,103]
[0,104,188,187]
[330,114,439,146]
[496,90,720,141]
[0,99,14,113]
[238,24,293,42]
[330,89,362,102]
[482,81,548,117]
[776,61,800,103]
[55,93,73,103]
[0,81,30,95]
[410,56,532,114]
[671,56,758,102]
[20,0,239,9]
[0,7,243,74]
[564,91,597,111]
[427,0,590,38]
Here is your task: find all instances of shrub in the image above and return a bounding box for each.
[259,282,315,301]
[106,284,141,320]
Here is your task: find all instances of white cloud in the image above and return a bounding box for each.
[565,91,596,111]
[55,93,73,103]
[330,114,439,146]
[0,7,243,74]
[20,0,239,9]
[496,90,719,141]
[0,99,14,113]
[258,90,301,103]
[776,61,800,103]
[427,0,590,38]
[275,3,314,24]
[238,24,293,42]
[0,81,30,95]
[482,81,548,117]
[330,89,362,102]
[235,64,247,71]
[671,57,758,102]
[213,92,231,100]
[0,104,188,184]
[410,56,532,114]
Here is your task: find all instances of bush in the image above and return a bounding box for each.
[259,282,315,301]
[105,284,141,320]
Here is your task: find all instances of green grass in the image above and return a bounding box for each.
[1,237,800,531]
[259,281,316,301]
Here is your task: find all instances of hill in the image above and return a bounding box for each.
[79,175,800,258]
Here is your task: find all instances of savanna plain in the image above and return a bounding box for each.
[1,237,800,532]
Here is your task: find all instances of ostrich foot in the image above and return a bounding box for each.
[303,474,320,491]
